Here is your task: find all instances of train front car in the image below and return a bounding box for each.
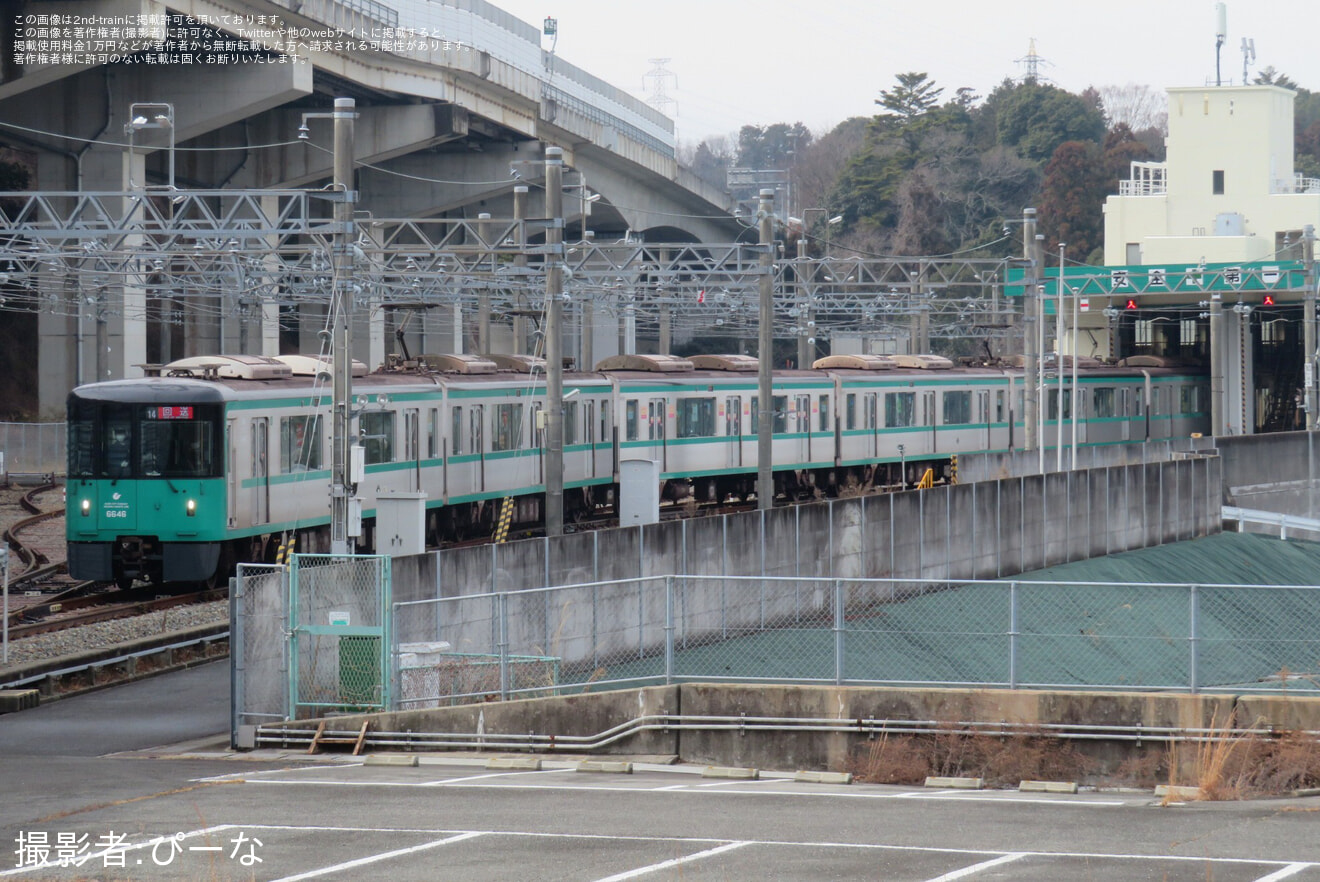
[66,379,229,588]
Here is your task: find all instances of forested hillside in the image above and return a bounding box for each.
[683,68,1319,265]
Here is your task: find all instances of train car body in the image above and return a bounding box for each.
[66,353,1209,587]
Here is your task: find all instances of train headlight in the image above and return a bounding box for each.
[186,499,197,517]
[80,499,91,517]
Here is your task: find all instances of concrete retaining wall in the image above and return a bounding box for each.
[392,456,1223,656]
[1216,431,1320,521]
[267,683,1320,779]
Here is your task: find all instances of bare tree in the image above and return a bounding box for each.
[1097,83,1168,134]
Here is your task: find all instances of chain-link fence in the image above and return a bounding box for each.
[393,576,1320,705]
[0,422,65,476]
[289,554,392,717]
[232,564,288,741]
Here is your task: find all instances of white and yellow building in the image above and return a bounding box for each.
[1104,84,1318,266]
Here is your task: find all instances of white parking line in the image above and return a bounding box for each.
[589,841,750,882]
[242,775,1127,806]
[266,831,484,882]
[1252,864,1311,882]
[420,768,576,786]
[924,853,1026,881]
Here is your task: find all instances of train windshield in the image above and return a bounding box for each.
[67,399,223,479]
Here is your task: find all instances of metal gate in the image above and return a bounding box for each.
[288,554,392,718]
[231,563,289,744]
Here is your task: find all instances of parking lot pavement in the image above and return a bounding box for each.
[5,755,1320,881]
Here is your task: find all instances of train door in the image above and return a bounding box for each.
[978,390,991,450]
[470,404,485,492]
[648,396,667,469]
[530,401,545,484]
[404,408,420,491]
[1119,389,1131,441]
[922,391,937,452]
[227,417,239,527]
[725,395,742,468]
[795,393,811,461]
[864,393,878,458]
[250,417,269,526]
[584,399,597,479]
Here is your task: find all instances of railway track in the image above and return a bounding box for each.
[3,481,66,581]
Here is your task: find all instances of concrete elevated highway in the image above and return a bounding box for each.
[1,0,739,414]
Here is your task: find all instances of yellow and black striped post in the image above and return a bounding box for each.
[950,455,958,485]
[276,533,296,565]
[494,496,515,544]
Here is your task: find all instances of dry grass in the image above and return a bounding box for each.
[846,719,1320,798]
[846,727,1095,788]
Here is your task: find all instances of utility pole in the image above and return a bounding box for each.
[545,146,565,537]
[757,188,775,510]
[326,97,357,555]
[1304,225,1316,431]
[512,185,528,355]
[1210,290,1224,436]
[796,237,810,369]
[1022,208,1038,455]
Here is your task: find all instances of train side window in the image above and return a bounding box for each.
[493,403,523,451]
[677,397,716,438]
[469,405,483,453]
[1092,387,1115,419]
[427,408,439,459]
[360,411,394,464]
[280,415,323,472]
[451,406,463,455]
[1180,384,1200,414]
[995,390,1005,423]
[864,394,878,430]
[884,392,914,428]
[772,396,789,434]
[845,393,856,430]
[625,399,639,441]
[562,401,578,446]
[943,391,971,425]
[1134,390,1144,417]
[585,400,596,444]
[600,401,610,442]
[404,409,419,461]
[749,397,758,435]
[818,394,830,432]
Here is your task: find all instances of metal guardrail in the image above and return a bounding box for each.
[1222,506,1320,539]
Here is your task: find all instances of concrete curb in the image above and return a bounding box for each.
[925,776,985,790]
[577,760,633,774]
[794,770,853,785]
[0,689,39,714]
[1154,784,1202,801]
[487,757,543,771]
[1019,780,1079,794]
[364,755,419,767]
[702,766,759,780]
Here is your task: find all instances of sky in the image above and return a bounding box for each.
[490,0,1313,144]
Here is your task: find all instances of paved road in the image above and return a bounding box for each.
[2,663,1320,881]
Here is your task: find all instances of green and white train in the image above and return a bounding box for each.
[66,351,1209,587]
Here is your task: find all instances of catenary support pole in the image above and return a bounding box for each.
[757,188,776,511]
[545,147,565,537]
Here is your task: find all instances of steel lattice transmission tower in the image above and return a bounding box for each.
[643,58,678,118]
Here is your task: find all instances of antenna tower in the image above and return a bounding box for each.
[643,58,678,118]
